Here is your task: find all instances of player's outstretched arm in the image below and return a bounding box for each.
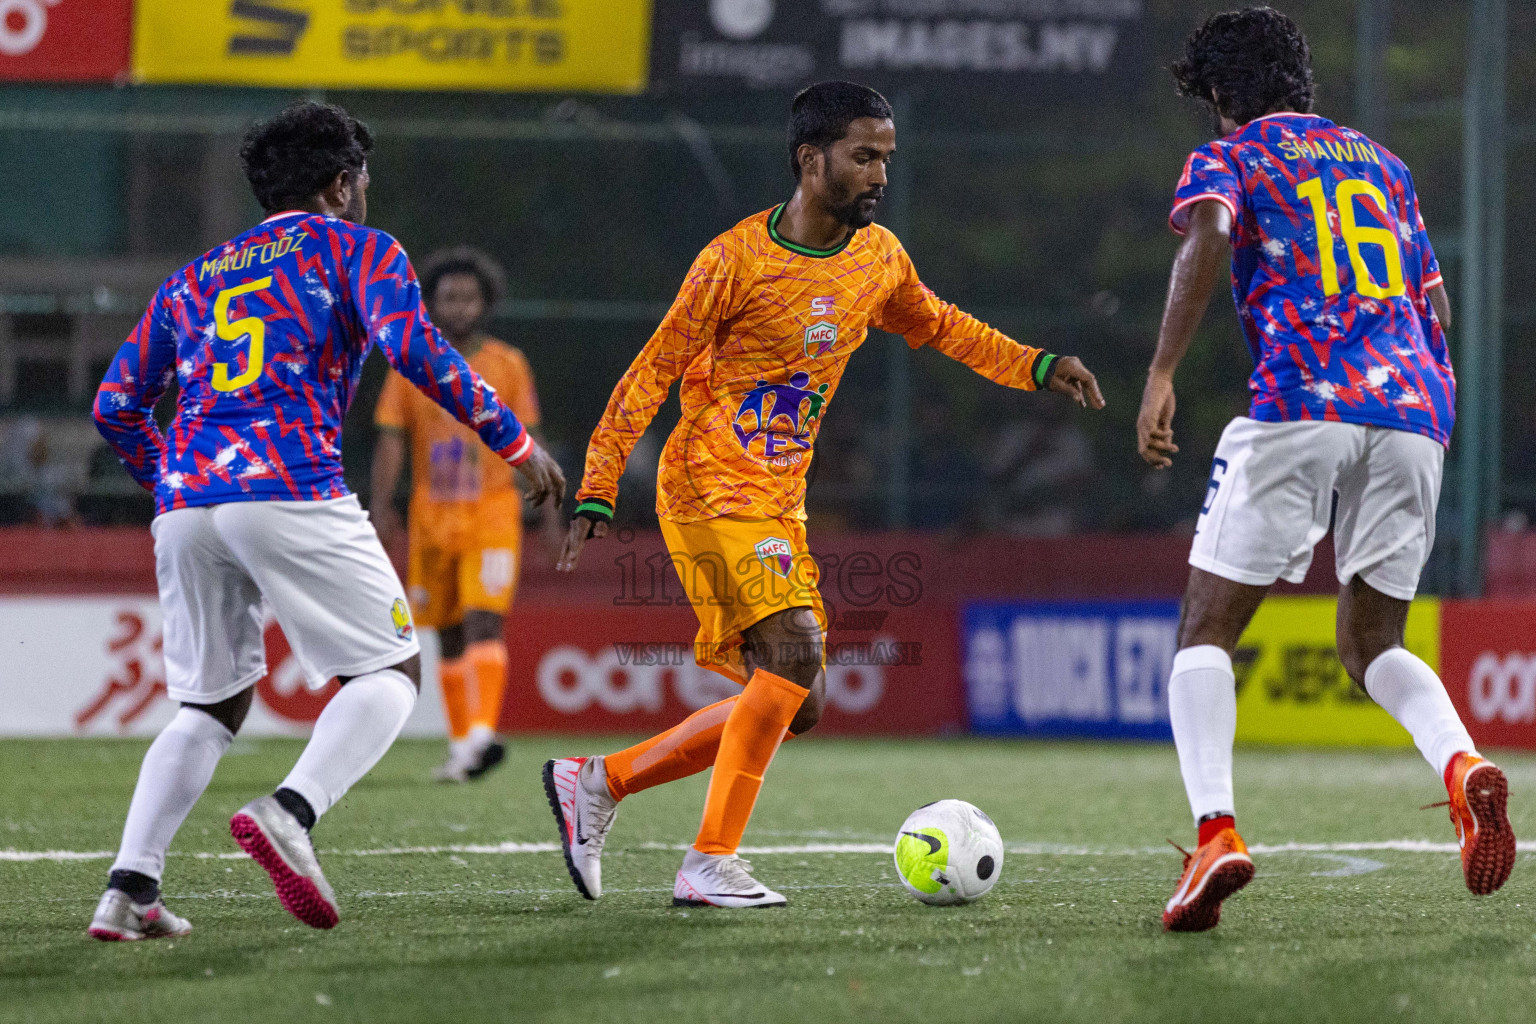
[559,239,737,573]
[350,232,562,508]
[873,244,1104,409]
[1138,199,1232,469]
[92,288,177,490]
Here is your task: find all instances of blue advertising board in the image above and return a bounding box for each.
[962,600,1180,740]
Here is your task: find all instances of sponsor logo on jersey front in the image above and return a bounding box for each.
[754,536,794,577]
[804,320,838,357]
[731,370,830,462]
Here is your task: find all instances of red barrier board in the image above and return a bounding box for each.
[1440,601,1536,750]
[0,0,131,82]
[498,602,962,736]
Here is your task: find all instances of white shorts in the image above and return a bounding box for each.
[152,494,419,704]
[1189,418,1444,601]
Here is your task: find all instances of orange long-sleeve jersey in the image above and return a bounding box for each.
[576,205,1056,524]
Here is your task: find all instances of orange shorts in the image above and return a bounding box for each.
[406,492,522,629]
[659,513,826,684]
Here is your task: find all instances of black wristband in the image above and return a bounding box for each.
[573,498,614,524]
[1033,352,1061,389]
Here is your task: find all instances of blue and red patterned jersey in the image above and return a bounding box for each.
[94,212,533,514]
[1171,112,1453,445]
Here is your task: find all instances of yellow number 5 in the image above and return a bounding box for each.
[1295,177,1405,300]
[212,276,273,392]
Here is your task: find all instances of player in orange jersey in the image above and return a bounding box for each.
[544,81,1106,907]
[371,247,558,782]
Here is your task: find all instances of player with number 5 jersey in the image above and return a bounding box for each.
[1139,8,1509,936]
[88,101,563,943]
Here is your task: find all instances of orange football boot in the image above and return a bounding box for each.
[1163,827,1255,932]
[1441,753,1516,895]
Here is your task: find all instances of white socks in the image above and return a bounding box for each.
[280,669,416,820]
[1363,647,1476,776]
[112,707,234,880]
[1168,645,1238,823]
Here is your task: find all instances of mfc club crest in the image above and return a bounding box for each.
[804,321,838,357]
[754,536,794,578]
[804,295,838,357]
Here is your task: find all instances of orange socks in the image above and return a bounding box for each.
[465,640,509,733]
[439,640,509,741]
[439,657,471,742]
[606,697,738,800]
[693,669,809,856]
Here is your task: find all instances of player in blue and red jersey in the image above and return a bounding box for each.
[1137,8,1512,933]
[87,101,563,941]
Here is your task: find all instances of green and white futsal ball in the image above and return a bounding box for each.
[894,799,1004,906]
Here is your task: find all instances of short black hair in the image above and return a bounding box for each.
[240,101,373,213]
[419,246,506,308]
[787,81,893,181]
[1172,7,1314,127]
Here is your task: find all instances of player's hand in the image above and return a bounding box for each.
[516,444,566,508]
[1048,356,1106,409]
[1137,372,1179,469]
[556,514,609,573]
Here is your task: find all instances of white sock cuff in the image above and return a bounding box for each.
[365,668,418,704]
[1362,646,1420,694]
[168,706,235,750]
[1172,644,1233,677]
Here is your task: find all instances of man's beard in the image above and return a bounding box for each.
[827,181,885,229]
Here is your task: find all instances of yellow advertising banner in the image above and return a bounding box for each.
[1232,596,1439,747]
[133,1,651,93]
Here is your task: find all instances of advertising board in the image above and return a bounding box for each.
[133,0,651,93]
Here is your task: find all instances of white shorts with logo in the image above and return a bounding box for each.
[1190,418,1444,601]
[152,494,419,704]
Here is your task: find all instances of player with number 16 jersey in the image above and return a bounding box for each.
[1140,8,1508,936]
[1171,106,1452,442]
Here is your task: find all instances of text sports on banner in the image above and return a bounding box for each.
[132,0,651,93]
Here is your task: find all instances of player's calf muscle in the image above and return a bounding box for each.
[1336,578,1409,684]
[1176,569,1266,652]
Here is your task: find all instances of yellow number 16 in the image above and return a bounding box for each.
[212,276,273,392]
[1295,177,1405,300]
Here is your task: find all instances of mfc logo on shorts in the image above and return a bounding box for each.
[754,536,794,578]
[390,598,414,640]
[1467,651,1536,724]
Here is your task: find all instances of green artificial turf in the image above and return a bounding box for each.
[2,737,1533,1023]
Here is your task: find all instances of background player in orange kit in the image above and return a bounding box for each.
[371,247,559,782]
[544,81,1106,908]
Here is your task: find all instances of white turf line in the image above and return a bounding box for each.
[3,839,1529,863]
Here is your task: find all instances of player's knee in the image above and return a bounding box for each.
[789,673,826,735]
[184,685,254,735]
[387,654,423,691]
[745,608,823,689]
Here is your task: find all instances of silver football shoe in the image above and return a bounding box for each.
[88,888,192,941]
[230,795,339,929]
[543,756,619,899]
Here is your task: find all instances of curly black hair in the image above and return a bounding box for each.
[1172,7,1314,127]
[787,81,893,181]
[419,246,507,308]
[240,101,373,213]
